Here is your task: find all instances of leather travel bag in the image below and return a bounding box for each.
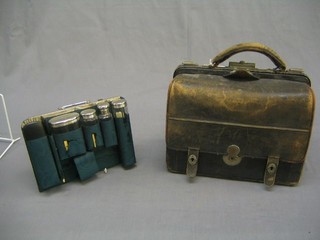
[166,42,315,187]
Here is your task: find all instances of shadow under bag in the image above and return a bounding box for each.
[166,42,315,187]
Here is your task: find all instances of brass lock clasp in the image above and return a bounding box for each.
[223,145,242,166]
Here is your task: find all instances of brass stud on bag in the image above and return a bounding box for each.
[223,145,242,166]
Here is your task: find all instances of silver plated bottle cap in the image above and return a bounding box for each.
[49,112,80,128]
[97,101,110,111]
[111,99,127,109]
[80,109,98,122]
[97,102,112,119]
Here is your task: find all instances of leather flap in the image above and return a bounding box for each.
[74,152,99,181]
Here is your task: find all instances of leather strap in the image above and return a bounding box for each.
[186,147,199,178]
[264,156,280,187]
[211,42,286,70]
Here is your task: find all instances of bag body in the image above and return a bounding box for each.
[166,43,315,187]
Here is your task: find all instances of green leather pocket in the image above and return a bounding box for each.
[82,123,104,150]
[94,146,120,170]
[26,137,61,191]
[100,118,118,148]
[114,116,136,168]
[53,128,87,160]
[74,152,99,181]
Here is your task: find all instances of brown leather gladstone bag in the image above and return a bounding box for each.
[166,42,315,187]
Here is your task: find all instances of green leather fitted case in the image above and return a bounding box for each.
[21,97,128,192]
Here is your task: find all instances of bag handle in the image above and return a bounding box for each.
[58,100,90,110]
[210,42,286,70]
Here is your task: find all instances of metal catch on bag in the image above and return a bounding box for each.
[223,145,242,166]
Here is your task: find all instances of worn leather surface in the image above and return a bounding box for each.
[167,73,314,163]
[166,63,315,184]
[211,42,287,70]
[166,147,304,186]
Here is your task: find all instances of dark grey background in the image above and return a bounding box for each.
[1,1,319,239]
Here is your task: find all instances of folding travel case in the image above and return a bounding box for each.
[166,42,315,187]
[22,97,136,192]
